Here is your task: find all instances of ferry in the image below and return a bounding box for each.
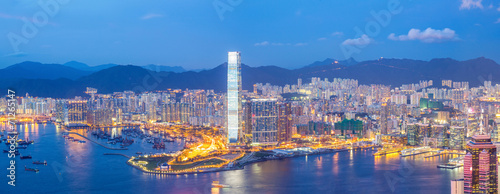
[212,181,231,188]
[400,146,432,157]
[373,147,402,156]
[437,156,464,169]
[33,160,47,165]
[25,166,39,172]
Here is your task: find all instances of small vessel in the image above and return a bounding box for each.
[25,166,39,172]
[16,146,28,149]
[33,160,47,165]
[136,152,142,155]
[20,155,32,159]
[78,140,86,143]
[373,147,402,156]
[212,181,231,188]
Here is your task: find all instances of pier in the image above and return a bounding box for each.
[104,153,131,159]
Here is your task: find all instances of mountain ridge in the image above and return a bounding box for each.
[1,57,498,98]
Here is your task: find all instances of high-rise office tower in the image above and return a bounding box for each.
[277,102,292,143]
[380,103,388,134]
[464,135,497,194]
[67,100,88,125]
[251,99,278,145]
[227,51,242,144]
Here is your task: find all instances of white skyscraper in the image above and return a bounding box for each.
[227,51,242,144]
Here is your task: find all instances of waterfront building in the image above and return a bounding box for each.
[277,102,292,143]
[251,99,278,146]
[334,119,363,137]
[451,179,464,194]
[55,100,67,123]
[227,51,242,144]
[87,109,112,126]
[407,123,418,146]
[161,103,193,123]
[449,126,465,149]
[66,100,88,125]
[380,103,388,134]
[464,135,497,194]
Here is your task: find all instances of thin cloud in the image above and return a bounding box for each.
[254,41,269,46]
[495,18,500,24]
[331,32,344,37]
[317,37,327,41]
[342,34,374,46]
[3,52,28,58]
[141,13,163,20]
[460,0,483,10]
[497,7,500,11]
[388,28,458,43]
[254,41,306,46]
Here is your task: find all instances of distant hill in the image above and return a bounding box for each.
[0,61,92,80]
[302,57,358,69]
[62,61,117,72]
[1,57,499,98]
[142,64,186,73]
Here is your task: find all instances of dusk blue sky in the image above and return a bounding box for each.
[1,0,499,70]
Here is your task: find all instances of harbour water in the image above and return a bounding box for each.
[2,124,462,193]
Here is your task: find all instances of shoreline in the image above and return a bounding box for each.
[126,148,351,175]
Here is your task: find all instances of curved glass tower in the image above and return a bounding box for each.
[227,51,241,144]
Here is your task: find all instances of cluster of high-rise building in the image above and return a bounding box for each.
[2,53,500,153]
[1,52,498,192]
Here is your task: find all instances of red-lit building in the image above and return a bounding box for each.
[463,135,497,194]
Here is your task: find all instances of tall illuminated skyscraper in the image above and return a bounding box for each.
[464,135,497,194]
[227,51,242,144]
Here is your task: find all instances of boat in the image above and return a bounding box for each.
[20,155,32,159]
[212,181,231,188]
[18,138,34,145]
[78,140,86,143]
[136,152,142,155]
[373,147,402,156]
[16,146,28,149]
[25,166,39,172]
[33,160,47,165]
[400,146,432,157]
[437,156,464,169]
[152,140,165,149]
[3,149,9,153]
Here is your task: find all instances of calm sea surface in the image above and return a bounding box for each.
[1,124,462,193]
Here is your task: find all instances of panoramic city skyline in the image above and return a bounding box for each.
[2,1,500,194]
[1,0,500,69]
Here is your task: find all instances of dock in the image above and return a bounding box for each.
[104,153,131,159]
